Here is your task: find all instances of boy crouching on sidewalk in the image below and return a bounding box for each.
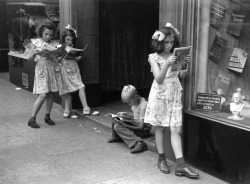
[107,85,151,153]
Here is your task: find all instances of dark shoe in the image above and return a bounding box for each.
[107,137,122,143]
[175,166,199,179]
[157,160,170,174]
[130,141,147,153]
[28,119,40,128]
[44,118,55,125]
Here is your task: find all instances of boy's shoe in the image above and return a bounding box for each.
[44,118,55,125]
[107,137,122,143]
[63,112,79,119]
[130,141,147,153]
[28,118,40,128]
[175,166,199,178]
[157,160,170,174]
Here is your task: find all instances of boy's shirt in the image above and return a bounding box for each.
[131,97,147,122]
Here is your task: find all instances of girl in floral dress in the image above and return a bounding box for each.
[59,25,99,118]
[27,22,61,128]
[144,23,199,179]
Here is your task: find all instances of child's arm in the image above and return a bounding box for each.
[149,55,177,84]
[27,43,38,61]
[179,54,191,79]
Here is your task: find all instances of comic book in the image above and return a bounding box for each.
[226,7,245,37]
[209,35,227,63]
[105,113,136,125]
[212,70,231,95]
[210,2,226,28]
[172,46,192,72]
[228,48,248,73]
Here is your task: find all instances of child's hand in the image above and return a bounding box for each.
[76,56,82,61]
[166,55,177,66]
[184,54,192,62]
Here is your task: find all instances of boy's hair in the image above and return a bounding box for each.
[60,28,77,46]
[37,22,55,38]
[121,85,138,103]
[151,26,180,54]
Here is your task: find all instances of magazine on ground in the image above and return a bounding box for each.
[172,46,192,72]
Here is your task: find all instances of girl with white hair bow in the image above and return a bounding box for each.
[144,23,198,179]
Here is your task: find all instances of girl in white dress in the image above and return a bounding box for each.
[59,25,99,118]
[27,22,61,128]
[144,23,198,178]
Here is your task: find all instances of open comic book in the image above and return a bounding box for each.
[65,44,88,56]
[8,51,29,60]
[172,46,192,72]
[105,113,136,125]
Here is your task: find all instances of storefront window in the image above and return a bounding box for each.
[190,0,250,130]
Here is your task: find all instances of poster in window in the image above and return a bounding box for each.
[209,35,227,63]
[226,8,245,37]
[228,48,248,73]
[210,2,226,28]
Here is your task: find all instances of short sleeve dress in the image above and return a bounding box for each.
[59,49,84,96]
[31,38,62,94]
[144,53,183,127]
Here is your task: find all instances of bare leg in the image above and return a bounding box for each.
[170,126,183,159]
[45,92,54,114]
[79,86,89,109]
[155,126,166,154]
[31,93,47,117]
[64,93,72,113]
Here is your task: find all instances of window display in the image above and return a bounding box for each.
[192,0,250,126]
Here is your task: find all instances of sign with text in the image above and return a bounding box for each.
[195,93,221,111]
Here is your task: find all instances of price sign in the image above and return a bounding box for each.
[195,93,221,112]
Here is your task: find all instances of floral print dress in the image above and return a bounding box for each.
[144,53,183,127]
[31,38,62,94]
[59,52,84,96]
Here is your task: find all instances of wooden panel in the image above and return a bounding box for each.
[0,0,9,72]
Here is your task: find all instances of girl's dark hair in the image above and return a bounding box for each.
[60,29,77,47]
[151,26,180,54]
[37,22,55,38]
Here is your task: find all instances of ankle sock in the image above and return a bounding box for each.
[29,116,36,121]
[158,153,166,161]
[176,157,186,168]
[44,113,50,120]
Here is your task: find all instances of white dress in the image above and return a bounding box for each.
[31,38,62,94]
[144,53,183,127]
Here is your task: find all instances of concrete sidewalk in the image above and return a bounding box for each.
[0,73,227,184]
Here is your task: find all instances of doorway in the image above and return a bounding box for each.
[99,0,159,102]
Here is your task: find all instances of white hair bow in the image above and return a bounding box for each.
[65,24,77,38]
[165,22,180,35]
[152,31,165,41]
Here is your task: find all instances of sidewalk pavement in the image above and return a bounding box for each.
[0,73,227,184]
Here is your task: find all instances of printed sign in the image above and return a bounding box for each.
[22,73,29,88]
[195,93,221,111]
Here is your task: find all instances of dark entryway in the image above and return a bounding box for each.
[99,0,159,102]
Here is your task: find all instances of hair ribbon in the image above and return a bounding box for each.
[65,24,77,38]
[152,31,165,41]
[165,22,180,35]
